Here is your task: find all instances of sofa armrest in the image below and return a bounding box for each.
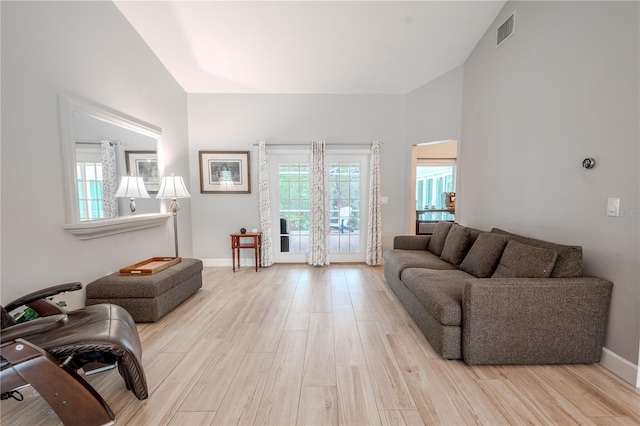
[462,277,613,365]
[393,235,431,250]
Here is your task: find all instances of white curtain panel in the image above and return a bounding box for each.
[366,140,383,265]
[258,141,274,267]
[308,140,330,266]
[101,140,118,218]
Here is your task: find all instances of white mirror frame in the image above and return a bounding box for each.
[59,92,170,239]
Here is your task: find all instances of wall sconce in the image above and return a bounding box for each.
[156,173,191,257]
[115,176,150,214]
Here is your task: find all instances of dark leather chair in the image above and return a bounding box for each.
[1,282,149,424]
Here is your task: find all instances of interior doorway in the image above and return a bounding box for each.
[410,140,458,235]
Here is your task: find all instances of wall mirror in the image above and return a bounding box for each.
[59,93,170,239]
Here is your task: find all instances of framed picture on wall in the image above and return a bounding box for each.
[125,150,159,194]
[199,151,251,194]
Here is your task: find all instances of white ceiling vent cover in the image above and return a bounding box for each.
[497,12,515,47]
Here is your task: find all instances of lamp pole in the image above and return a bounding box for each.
[170,198,180,257]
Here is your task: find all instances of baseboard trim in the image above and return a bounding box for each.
[600,347,638,387]
[202,258,259,267]
[201,259,371,266]
[202,258,232,267]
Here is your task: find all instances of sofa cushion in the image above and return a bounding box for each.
[383,249,458,279]
[440,224,471,267]
[492,240,558,278]
[428,221,453,256]
[459,232,510,278]
[491,228,583,277]
[401,268,474,326]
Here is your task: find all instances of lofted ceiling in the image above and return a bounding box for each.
[114,1,506,94]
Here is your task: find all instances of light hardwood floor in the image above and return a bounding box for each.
[2,264,639,425]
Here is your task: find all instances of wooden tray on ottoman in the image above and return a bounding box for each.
[119,257,181,275]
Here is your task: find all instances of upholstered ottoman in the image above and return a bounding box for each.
[86,258,203,322]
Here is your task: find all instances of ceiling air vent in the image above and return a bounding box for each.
[497,12,515,47]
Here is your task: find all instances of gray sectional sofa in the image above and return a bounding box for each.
[383,222,613,365]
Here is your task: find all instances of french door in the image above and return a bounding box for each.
[269,150,369,263]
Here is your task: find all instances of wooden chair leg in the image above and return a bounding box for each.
[1,340,115,426]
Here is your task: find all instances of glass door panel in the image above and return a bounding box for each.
[327,153,368,262]
[270,154,310,263]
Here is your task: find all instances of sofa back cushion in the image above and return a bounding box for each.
[440,224,471,267]
[428,221,453,256]
[459,232,510,278]
[492,239,558,278]
[491,228,583,277]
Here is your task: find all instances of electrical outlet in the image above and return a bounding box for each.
[607,198,620,217]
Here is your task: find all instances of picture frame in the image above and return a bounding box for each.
[199,151,251,194]
[125,150,160,194]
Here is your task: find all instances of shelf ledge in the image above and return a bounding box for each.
[63,213,172,240]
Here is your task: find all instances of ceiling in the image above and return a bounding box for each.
[114,1,506,94]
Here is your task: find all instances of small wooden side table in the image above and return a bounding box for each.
[230,232,262,272]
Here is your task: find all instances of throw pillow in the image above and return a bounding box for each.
[493,239,558,278]
[428,221,454,256]
[491,228,583,278]
[459,232,510,278]
[440,224,471,267]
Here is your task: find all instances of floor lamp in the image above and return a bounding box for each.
[156,174,191,257]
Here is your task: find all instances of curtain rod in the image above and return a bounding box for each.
[249,142,382,147]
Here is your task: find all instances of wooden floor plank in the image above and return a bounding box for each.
[336,365,382,425]
[123,339,220,425]
[248,297,291,353]
[386,333,468,425]
[591,416,640,425]
[334,306,367,367]
[168,411,216,425]
[348,281,378,321]
[331,280,352,306]
[498,365,599,425]
[379,409,425,426]
[211,352,274,425]
[297,386,339,426]
[179,324,259,411]
[477,378,554,425]
[357,321,416,410]
[563,364,640,423]
[284,286,313,331]
[302,312,337,387]
[311,279,333,313]
[254,330,307,425]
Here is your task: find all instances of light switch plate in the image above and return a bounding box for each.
[607,198,620,217]
[380,196,388,205]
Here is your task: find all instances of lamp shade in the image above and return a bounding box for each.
[115,176,150,199]
[156,175,191,199]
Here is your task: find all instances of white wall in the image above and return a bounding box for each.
[406,66,464,146]
[187,94,405,262]
[1,1,191,306]
[459,0,639,380]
